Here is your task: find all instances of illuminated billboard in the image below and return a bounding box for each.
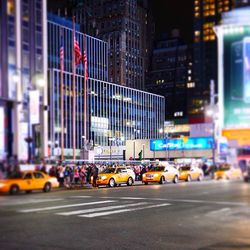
[223,25,250,128]
[150,137,214,151]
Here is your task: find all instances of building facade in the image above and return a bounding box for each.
[48,15,164,159]
[0,0,48,161]
[191,0,233,123]
[147,32,193,122]
[235,0,250,7]
[48,0,155,90]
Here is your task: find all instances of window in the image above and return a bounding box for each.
[7,0,15,16]
[24,173,32,179]
[34,172,44,179]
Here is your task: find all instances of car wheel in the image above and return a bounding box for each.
[198,174,203,181]
[43,182,51,192]
[127,177,133,186]
[10,185,19,195]
[186,175,191,182]
[144,182,148,185]
[109,178,115,188]
[26,190,32,194]
[159,176,165,184]
[173,175,179,184]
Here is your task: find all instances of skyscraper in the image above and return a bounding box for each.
[190,0,233,123]
[0,0,48,161]
[48,0,154,90]
[147,31,193,122]
[235,0,250,7]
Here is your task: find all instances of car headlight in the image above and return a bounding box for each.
[0,183,6,188]
[101,176,107,180]
[142,174,146,178]
[154,174,159,177]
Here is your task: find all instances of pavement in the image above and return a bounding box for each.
[0,179,250,250]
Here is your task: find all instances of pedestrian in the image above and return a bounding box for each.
[86,165,92,183]
[64,166,71,188]
[73,167,80,185]
[79,166,86,186]
[91,165,99,187]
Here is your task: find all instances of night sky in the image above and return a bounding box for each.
[150,0,194,43]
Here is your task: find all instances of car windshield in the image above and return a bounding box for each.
[102,168,116,174]
[180,166,190,171]
[150,167,165,172]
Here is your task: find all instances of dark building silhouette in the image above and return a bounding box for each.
[147,31,193,122]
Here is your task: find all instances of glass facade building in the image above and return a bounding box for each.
[0,0,48,160]
[48,15,164,158]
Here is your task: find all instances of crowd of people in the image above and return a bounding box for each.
[0,158,154,189]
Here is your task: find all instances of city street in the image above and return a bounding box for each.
[0,180,250,250]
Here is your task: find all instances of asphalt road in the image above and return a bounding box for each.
[0,180,250,250]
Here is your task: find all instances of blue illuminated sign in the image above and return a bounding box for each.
[150,137,214,151]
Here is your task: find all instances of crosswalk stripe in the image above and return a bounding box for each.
[56,202,148,216]
[70,196,92,199]
[79,203,171,218]
[119,197,146,200]
[18,200,115,213]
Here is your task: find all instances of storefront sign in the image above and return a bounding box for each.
[150,137,214,151]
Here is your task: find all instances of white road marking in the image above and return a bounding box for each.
[80,203,171,218]
[119,197,147,200]
[70,196,92,199]
[206,208,232,216]
[18,200,115,213]
[56,202,148,216]
[0,198,64,206]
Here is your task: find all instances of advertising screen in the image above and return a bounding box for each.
[223,26,250,128]
[150,137,214,151]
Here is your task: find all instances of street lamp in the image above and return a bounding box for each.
[206,106,217,167]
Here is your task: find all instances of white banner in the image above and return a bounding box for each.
[29,90,40,124]
[0,107,5,159]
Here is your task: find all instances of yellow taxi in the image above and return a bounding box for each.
[214,164,242,180]
[179,165,203,182]
[0,171,59,194]
[142,165,179,185]
[96,166,135,187]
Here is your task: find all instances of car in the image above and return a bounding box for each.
[0,171,59,194]
[142,165,179,185]
[179,165,203,182]
[214,164,242,180]
[96,166,135,187]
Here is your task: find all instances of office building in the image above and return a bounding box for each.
[48,0,155,90]
[48,15,164,159]
[0,0,48,161]
[147,31,193,122]
[235,0,250,7]
[191,0,233,123]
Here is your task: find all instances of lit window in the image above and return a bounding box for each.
[7,0,15,16]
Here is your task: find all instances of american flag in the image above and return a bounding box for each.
[60,36,64,72]
[83,50,88,80]
[74,36,82,65]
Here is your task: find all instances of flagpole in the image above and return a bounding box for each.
[60,29,64,162]
[72,17,76,161]
[83,34,87,152]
